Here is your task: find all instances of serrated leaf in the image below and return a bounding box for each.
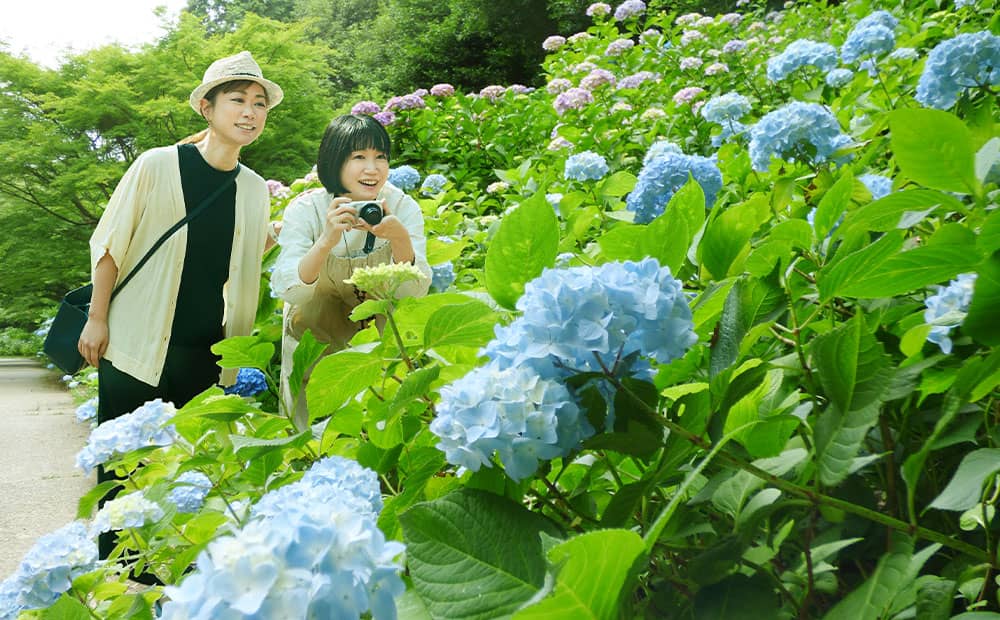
[839,189,965,235]
[390,366,441,415]
[306,350,383,414]
[814,169,853,240]
[822,534,914,620]
[424,301,499,350]
[289,329,328,404]
[928,448,1000,511]
[230,431,311,460]
[835,243,982,298]
[692,573,781,619]
[700,194,770,279]
[485,192,559,309]
[889,108,978,194]
[818,230,903,301]
[599,170,638,198]
[211,335,274,371]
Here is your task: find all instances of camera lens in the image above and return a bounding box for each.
[358,202,383,226]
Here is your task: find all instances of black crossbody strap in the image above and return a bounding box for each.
[111,164,241,299]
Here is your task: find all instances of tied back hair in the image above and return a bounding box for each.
[177,79,267,145]
[316,114,392,196]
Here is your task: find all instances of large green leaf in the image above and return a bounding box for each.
[691,574,782,619]
[889,108,978,194]
[839,189,966,235]
[230,431,311,461]
[823,535,914,620]
[513,529,645,619]
[211,335,274,371]
[306,350,383,414]
[424,300,499,350]
[700,193,770,279]
[813,169,853,240]
[835,243,981,298]
[964,252,1000,346]
[485,191,559,309]
[289,329,328,405]
[400,489,561,620]
[928,448,1000,511]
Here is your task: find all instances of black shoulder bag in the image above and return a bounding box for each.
[43,165,241,374]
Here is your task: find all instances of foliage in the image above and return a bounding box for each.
[8,0,1000,618]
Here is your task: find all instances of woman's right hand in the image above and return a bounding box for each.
[319,197,359,247]
[78,318,109,369]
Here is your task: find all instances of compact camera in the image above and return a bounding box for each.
[346,201,383,226]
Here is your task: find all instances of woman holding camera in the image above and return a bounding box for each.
[271,114,430,424]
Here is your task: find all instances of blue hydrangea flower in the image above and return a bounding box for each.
[701,92,751,124]
[840,11,898,64]
[916,31,1000,109]
[224,368,268,397]
[546,193,563,218]
[2,521,98,611]
[858,173,893,199]
[712,121,748,148]
[626,150,723,223]
[431,261,456,292]
[748,101,853,172]
[75,399,178,475]
[0,576,20,619]
[643,140,683,165]
[925,273,977,354]
[75,397,98,424]
[168,471,213,514]
[387,165,421,191]
[420,173,448,195]
[564,151,609,181]
[163,457,403,619]
[888,47,919,61]
[825,68,855,87]
[91,492,165,534]
[766,39,839,81]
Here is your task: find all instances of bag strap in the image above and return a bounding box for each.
[110,164,241,299]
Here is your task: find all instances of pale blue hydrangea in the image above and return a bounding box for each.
[420,173,448,195]
[954,0,975,8]
[825,68,855,87]
[925,273,978,354]
[626,150,723,223]
[431,261,456,292]
[614,0,646,20]
[1,521,98,612]
[430,364,591,481]
[75,399,178,475]
[483,259,697,380]
[748,101,853,172]
[91,492,165,534]
[841,11,898,64]
[565,151,609,181]
[546,193,563,217]
[858,173,893,199]
[642,140,683,165]
[766,39,839,81]
[712,121,748,148]
[224,368,268,397]
[168,471,213,514]
[859,58,879,77]
[75,397,98,423]
[888,47,918,61]
[0,577,20,619]
[163,457,403,619]
[387,165,421,191]
[916,31,1000,109]
[701,92,751,124]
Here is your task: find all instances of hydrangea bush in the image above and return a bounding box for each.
[19,0,1000,617]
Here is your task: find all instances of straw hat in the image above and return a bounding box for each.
[189,51,284,113]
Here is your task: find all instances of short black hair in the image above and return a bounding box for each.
[316,114,392,195]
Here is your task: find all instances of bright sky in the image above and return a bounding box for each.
[0,0,189,68]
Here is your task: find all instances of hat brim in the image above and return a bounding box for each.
[189,76,284,113]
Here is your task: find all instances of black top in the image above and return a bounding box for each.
[170,144,237,346]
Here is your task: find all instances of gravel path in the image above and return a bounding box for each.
[0,358,92,578]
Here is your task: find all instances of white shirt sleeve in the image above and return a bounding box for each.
[271,189,326,306]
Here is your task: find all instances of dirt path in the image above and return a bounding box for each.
[0,358,92,578]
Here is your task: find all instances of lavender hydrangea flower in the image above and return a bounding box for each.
[627,150,723,223]
[723,39,748,53]
[564,151,610,181]
[373,110,395,126]
[587,2,612,17]
[384,93,426,111]
[543,35,567,51]
[431,262,456,292]
[841,11,898,64]
[925,273,978,353]
[766,39,839,81]
[748,101,852,171]
[701,92,751,124]
[580,68,617,90]
[76,399,178,475]
[507,84,533,95]
[705,62,730,75]
[553,87,594,115]
[571,61,598,74]
[429,83,455,97]
[679,56,704,70]
[672,86,706,106]
[916,31,1000,109]
[676,12,702,26]
[350,100,381,116]
[420,173,448,195]
[548,136,574,150]
[224,367,268,397]
[825,68,855,87]
[2,522,98,611]
[606,38,636,56]
[858,173,893,199]
[547,78,573,94]
[479,85,506,100]
[168,471,213,514]
[617,71,659,89]
[680,30,705,46]
[614,0,646,20]
[719,12,743,26]
[266,179,291,199]
[387,165,421,191]
[91,492,164,534]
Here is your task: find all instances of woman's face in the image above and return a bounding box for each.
[340,147,388,200]
[202,82,269,147]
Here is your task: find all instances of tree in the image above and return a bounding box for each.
[185,0,300,33]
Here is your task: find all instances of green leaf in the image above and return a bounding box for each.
[424,300,499,350]
[400,489,561,620]
[639,176,707,273]
[77,480,121,519]
[928,448,1000,511]
[964,252,1000,346]
[485,191,559,309]
[692,574,782,619]
[211,335,274,371]
[306,350,383,414]
[822,534,914,620]
[230,431,311,461]
[835,243,982,298]
[889,108,978,194]
[390,366,441,415]
[915,577,956,620]
[171,390,260,424]
[814,169,854,240]
[427,237,469,264]
[700,194,770,279]
[978,210,1000,255]
[597,224,643,262]
[598,170,638,198]
[41,594,92,620]
[975,136,1000,183]
[839,189,966,235]
[513,529,645,619]
[289,329,328,404]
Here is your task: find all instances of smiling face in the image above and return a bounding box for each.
[201,81,269,147]
[340,148,389,200]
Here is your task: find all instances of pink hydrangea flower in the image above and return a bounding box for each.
[266,179,291,199]
[672,86,706,106]
[430,83,455,97]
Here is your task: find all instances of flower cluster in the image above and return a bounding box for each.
[161,457,404,619]
[723,39,748,53]
[564,151,609,181]
[858,173,893,200]
[387,165,420,191]
[916,31,1000,109]
[350,100,381,116]
[617,70,658,89]
[924,273,978,354]
[614,0,646,20]
[766,39,838,81]
[543,35,566,51]
[91,491,164,534]
[373,110,395,126]
[586,2,611,17]
[479,85,506,101]
[825,68,854,87]
[705,62,729,75]
[344,262,426,300]
[605,38,636,56]
[840,10,898,64]
[580,68,616,90]
[168,471,213,514]
[431,261,456,292]
[553,87,594,115]
[701,92,751,124]
[384,93,426,111]
[747,101,852,171]
[429,83,454,97]
[75,399,178,475]
[75,396,98,424]
[224,367,268,397]
[680,56,703,71]
[627,149,722,223]
[0,522,98,613]
[547,77,572,94]
[420,173,448,195]
[266,179,291,199]
[486,181,509,194]
[672,86,705,106]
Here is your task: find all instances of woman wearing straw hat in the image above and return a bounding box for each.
[76,50,282,560]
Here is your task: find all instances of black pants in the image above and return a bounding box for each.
[96,344,220,562]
